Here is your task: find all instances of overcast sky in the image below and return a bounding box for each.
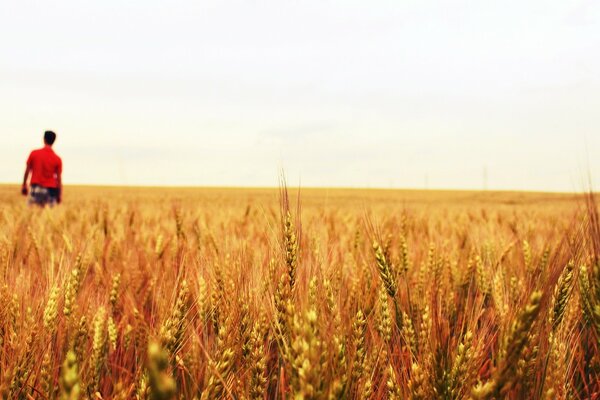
[1,0,599,191]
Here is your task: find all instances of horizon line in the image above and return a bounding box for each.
[0,182,589,196]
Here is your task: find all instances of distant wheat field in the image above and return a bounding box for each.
[0,185,598,399]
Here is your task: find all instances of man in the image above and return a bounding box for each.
[22,131,63,207]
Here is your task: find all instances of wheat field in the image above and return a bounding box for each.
[0,185,599,399]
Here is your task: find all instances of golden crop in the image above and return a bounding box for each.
[0,185,599,399]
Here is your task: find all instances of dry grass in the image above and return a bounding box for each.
[0,184,598,399]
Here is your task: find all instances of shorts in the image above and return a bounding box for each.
[29,185,60,207]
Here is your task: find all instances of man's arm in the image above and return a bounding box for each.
[22,152,33,195]
[56,171,62,203]
[21,165,31,195]
[56,160,62,203]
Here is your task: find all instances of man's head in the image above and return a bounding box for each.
[44,131,56,145]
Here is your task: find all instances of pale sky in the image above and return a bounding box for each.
[1,0,599,191]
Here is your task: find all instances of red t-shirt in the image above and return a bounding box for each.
[27,146,62,188]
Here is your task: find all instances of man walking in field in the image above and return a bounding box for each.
[21,131,63,207]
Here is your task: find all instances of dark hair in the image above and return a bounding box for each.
[44,131,56,145]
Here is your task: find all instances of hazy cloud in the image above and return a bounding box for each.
[1,0,599,190]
